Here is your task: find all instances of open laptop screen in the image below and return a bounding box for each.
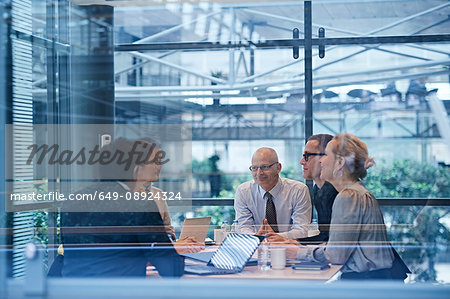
[210,233,260,271]
[179,217,211,242]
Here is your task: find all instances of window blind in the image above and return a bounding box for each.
[11,0,35,278]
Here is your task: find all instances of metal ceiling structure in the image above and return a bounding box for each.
[27,1,443,147]
[107,0,450,146]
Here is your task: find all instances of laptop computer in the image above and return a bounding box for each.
[184,233,262,275]
[183,251,258,266]
[179,217,211,242]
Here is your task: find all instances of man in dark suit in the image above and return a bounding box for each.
[268,134,337,245]
[299,134,338,243]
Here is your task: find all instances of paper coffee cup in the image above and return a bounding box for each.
[214,229,224,245]
[270,247,286,270]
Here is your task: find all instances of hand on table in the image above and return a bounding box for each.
[267,232,303,259]
[266,232,296,244]
[173,236,205,254]
[293,245,309,260]
[257,219,274,235]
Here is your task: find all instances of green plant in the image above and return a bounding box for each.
[280,164,303,181]
[364,160,450,282]
[33,179,49,246]
[365,160,449,198]
[196,206,235,228]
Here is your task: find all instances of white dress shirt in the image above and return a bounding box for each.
[234,178,312,239]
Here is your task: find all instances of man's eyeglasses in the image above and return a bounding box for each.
[249,162,279,172]
[302,152,325,162]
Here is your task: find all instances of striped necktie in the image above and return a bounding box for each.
[265,192,278,233]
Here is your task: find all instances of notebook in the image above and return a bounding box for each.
[184,233,262,275]
[292,261,330,271]
[179,217,211,242]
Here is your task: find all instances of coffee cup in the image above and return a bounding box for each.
[214,229,224,245]
[270,247,286,270]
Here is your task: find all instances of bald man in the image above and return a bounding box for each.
[234,147,312,239]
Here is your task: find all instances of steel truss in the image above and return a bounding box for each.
[113,1,450,143]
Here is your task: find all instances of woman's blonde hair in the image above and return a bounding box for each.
[331,133,375,180]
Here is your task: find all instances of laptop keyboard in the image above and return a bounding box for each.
[183,233,261,275]
[184,264,236,275]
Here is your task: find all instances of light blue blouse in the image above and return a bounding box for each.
[298,182,394,273]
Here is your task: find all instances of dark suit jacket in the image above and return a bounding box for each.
[60,181,184,277]
[298,182,338,244]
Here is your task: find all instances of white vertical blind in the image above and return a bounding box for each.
[11,0,35,278]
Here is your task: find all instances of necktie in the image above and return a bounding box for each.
[265,192,278,233]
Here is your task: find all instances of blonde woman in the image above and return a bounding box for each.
[269,133,409,280]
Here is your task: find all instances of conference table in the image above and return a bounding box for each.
[148,230,341,280]
[183,262,342,280]
[181,244,342,281]
[146,245,341,281]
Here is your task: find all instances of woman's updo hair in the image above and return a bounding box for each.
[331,133,375,180]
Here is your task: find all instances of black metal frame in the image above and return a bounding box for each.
[303,1,314,194]
[115,34,450,52]
[304,1,313,141]
[12,30,70,53]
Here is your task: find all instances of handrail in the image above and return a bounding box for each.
[6,197,450,212]
[168,198,450,207]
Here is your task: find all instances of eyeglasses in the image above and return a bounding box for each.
[249,162,279,172]
[302,152,325,162]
